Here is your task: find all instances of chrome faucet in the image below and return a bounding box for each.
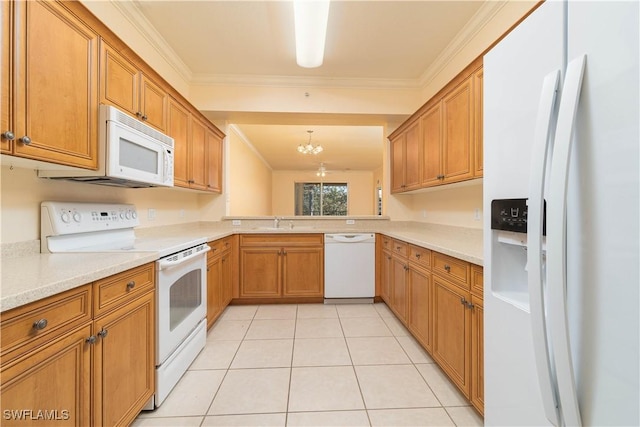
[274,216,280,229]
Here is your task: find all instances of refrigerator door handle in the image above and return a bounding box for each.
[547,54,587,427]
[527,69,561,427]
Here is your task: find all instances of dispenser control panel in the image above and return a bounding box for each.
[491,198,545,235]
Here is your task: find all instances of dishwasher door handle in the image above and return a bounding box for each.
[325,234,374,243]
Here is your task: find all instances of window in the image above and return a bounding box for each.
[294,182,348,216]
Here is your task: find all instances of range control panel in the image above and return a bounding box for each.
[490,198,546,235]
[41,201,139,236]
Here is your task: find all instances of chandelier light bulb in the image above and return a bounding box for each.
[297,130,323,155]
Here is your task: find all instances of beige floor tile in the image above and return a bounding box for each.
[368,408,455,426]
[132,416,204,426]
[209,368,290,415]
[230,339,293,368]
[286,410,370,426]
[396,335,434,364]
[203,413,286,426]
[145,370,225,417]
[221,305,259,320]
[255,304,298,320]
[296,303,338,319]
[288,366,365,412]
[340,317,393,337]
[416,363,469,406]
[381,316,410,337]
[207,320,251,341]
[336,304,381,318]
[295,318,344,338]
[355,365,440,409]
[373,303,394,318]
[245,319,296,340]
[445,406,484,426]
[190,340,241,370]
[292,338,352,367]
[346,337,411,365]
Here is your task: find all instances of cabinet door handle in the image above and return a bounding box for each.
[33,318,48,330]
[97,328,108,339]
[136,111,143,117]
[444,264,451,272]
[282,250,287,255]
[86,335,97,344]
[403,265,409,271]
[460,297,467,306]
[19,135,31,145]
[142,114,148,121]
[415,253,421,259]
[126,281,135,290]
[2,130,15,141]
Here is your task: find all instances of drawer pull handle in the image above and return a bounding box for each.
[396,246,402,250]
[415,253,421,259]
[444,264,451,272]
[33,319,48,330]
[126,281,135,290]
[460,297,467,306]
[97,328,108,339]
[86,335,97,344]
[2,130,15,141]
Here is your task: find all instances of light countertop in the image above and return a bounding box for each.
[1,221,482,312]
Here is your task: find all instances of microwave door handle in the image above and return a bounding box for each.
[163,148,169,178]
[158,246,211,270]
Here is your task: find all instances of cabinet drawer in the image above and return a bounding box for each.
[381,236,393,251]
[240,234,323,247]
[392,240,408,258]
[409,245,431,269]
[432,252,470,289]
[1,284,92,362]
[94,263,154,317]
[471,265,483,296]
[208,236,232,259]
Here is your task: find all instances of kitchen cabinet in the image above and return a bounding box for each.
[408,245,432,353]
[167,97,190,187]
[380,247,392,304]
[189,116,208,191]
[471,294,484,415]
[206,127,224,193]
[100,41,167,132]
[239,234,324,300]
[390,120,421,193]
[473,68,484,176]
[0,263,155,427]
[441,75,474,184]
[391,253,409,323]
[207,236,234,328]
[2,0,99,169]
[420,103,442,186]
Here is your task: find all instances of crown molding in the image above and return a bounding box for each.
[109,0,193,83]
[418,0,507,89]
[229,125,273,171]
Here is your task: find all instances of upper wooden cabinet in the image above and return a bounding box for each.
[100,42,167,132]
[167,97,190,188]
[189,116,208,191]
[2,0,99,169]
[206,127,223,193]
[389,59,483,193]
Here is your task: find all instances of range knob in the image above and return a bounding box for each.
[73,212,82,223]
[131,211,137,219]
[125,211,131,220]
[61,212,71,223]
[120,212,125,219]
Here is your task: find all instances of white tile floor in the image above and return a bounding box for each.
[133,303,483,427]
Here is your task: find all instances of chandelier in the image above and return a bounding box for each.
[316,163,327,177]
[297,130,323,155]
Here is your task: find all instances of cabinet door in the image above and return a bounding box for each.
[221,251,232,306]
[432,276,471,397]
[282,246,323,297]
[473,67,483,177]
[167,97,190,187]
[207,256,222,329]
[471,294,484,415]
[14,0,98,169]
[100,41,139,117]
[189,116,208,190]
[93,291,155,427]
[390,135,405,193]
[408,264,432,353]
[1,0,12,153]
[391,255,408,322]
[404,120,421,190]
[442,76,473,183]
[206,128,223,193]
[421,103,442,187]
[139,73,167,132]
[239,248,281,298]
[0,324,91,427]
[381,251,392,304]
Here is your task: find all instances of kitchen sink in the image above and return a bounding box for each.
[250,226,316,231]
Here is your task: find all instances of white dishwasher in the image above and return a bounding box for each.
[324,233,376,302]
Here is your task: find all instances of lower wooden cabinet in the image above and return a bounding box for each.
[381,250,392,303]
[471,294,484,415]
[408,262,432,353]
[0,263,156,427]
[207,237,234,328]
[391,253,409,322]
[239,234,324,300]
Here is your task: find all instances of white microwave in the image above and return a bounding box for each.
[39,105,174,188]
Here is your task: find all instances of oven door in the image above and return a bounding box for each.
[156,248,207,364]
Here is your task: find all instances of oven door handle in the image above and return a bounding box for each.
[158,245,211,270]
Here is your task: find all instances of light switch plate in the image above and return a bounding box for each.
[346,219,355,225]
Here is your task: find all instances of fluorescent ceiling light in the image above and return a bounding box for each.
[294,0,330,68]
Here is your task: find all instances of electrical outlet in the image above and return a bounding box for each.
[179,209,185,218]
[148,208,156,220]
[474,208,481,221]
[422,210,427,218]
[346,219,355,225]
[232,219,241,226]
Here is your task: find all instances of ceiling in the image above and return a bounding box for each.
[132,0,487,171]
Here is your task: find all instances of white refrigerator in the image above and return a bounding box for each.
[483,1,639,426]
